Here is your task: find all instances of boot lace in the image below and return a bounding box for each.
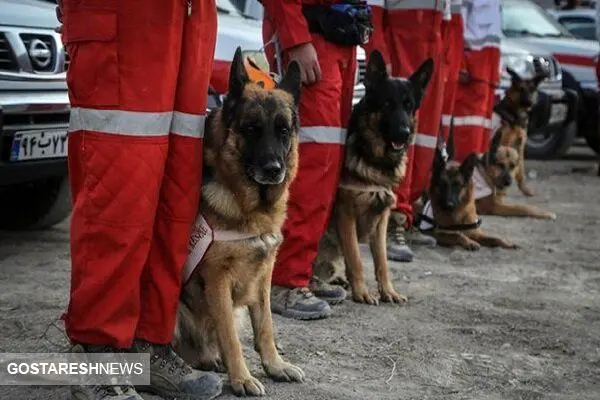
[150,343,193,377]
[388,218,407,246]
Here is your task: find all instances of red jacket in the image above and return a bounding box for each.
[261,0,340,51]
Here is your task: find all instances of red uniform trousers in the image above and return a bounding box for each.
[452,45,501,162]
[440,14,464,142]
[62,0,217,349]
[262,18,356,288]
[386,9,444,225]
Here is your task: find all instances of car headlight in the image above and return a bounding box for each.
[242,50,271,76]
[501,53,536,79]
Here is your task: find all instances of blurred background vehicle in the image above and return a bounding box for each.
[502,0,600,156]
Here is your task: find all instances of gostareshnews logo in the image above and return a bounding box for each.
[0,353,150,385]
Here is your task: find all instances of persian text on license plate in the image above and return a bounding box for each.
[10,129,68,162]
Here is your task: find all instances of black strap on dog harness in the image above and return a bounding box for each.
[416,213,483,232]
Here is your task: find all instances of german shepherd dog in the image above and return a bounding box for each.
[174,48,304,397]
[425,142,519,251]
[494,67,548,197]
[312,50,434,305]
[476,130,557,220]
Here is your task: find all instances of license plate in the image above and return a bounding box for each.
[549,103,568,125]
[10,129,68,162]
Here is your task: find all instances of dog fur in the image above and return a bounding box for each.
[312,50,434,305]
[174,48,304,397]
[494,67,548,197]
[426,143,519,251]
[476,130,557,220]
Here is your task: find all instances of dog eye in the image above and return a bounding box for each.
[280,128,290,136]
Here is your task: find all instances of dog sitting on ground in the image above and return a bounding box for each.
[475,131,557,220]
[312,50,434,305]
[174,48,304,397]
[418,136,519,251]
[493,67,548,197]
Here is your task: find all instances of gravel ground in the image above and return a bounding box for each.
[1,145,599,400]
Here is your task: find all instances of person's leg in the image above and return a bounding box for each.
[441,14,464,142]
[452,49,490,163]
[64,0,178,351]
[384,9,442,260]
[132,1,222,398]
[479,46,502,153]
[268,35,354,320]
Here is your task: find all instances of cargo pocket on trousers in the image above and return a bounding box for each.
[63,11,119,108]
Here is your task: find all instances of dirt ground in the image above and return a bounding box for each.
[1,144,599,400]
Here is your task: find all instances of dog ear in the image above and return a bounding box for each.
[433,146,446,181]
[506,67,521,84]
[228,47,250,101]
[278,61,302,106]
[409,58,434,108]
[364,50,388,91]
[460,153,479,183]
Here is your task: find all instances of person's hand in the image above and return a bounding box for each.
[287,42,321,85]
[55,0,63,33]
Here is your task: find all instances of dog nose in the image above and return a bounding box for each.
[445,201,456,210]
[503,175,512,187]
[261,160,283,176]
[398,126,411,139]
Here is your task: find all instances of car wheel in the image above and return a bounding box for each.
[525,120,577,160]
[0,177,71,231]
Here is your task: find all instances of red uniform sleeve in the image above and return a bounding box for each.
[261,0,313,51]
[360,5,391,66]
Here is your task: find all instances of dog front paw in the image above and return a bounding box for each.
[463,240,481,251]
[379,287,407,304]
[263,360,305,383]
[519,185,536,197]
[504,242,520,250]
[230,374,266,397]
[542,212,557,221]
[352,285,379,305]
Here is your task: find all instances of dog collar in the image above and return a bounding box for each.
[338,182,394,195]
[417,212,483,232]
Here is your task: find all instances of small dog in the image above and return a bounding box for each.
[174,48,304,397]
[312,50,434,305]
[419,140,519,251]
[493,67,548,197]
[476,131,557,220]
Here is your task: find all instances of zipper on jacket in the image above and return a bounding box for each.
[186,0,192,17]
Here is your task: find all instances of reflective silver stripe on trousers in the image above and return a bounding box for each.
[387,0,445,11]
[414,133,438,149]
[299,126,346,145]
[451,115,492,129]
[68,108,205,138]
[171,111,206,138]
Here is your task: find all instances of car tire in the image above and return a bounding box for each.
[525,120,577,160]
[0,177,71,231]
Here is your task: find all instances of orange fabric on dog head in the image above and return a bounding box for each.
[244,56,276,90]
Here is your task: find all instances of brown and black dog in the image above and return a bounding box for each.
[476,130,557,220]
[174,48,304,397]
[312,50,434,305]
[493,67,548,197]
[421,142,519,251]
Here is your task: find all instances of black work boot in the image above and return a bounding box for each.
[131,339,222,400]
[70,344,144,400]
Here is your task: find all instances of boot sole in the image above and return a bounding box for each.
[272,308,332,320]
